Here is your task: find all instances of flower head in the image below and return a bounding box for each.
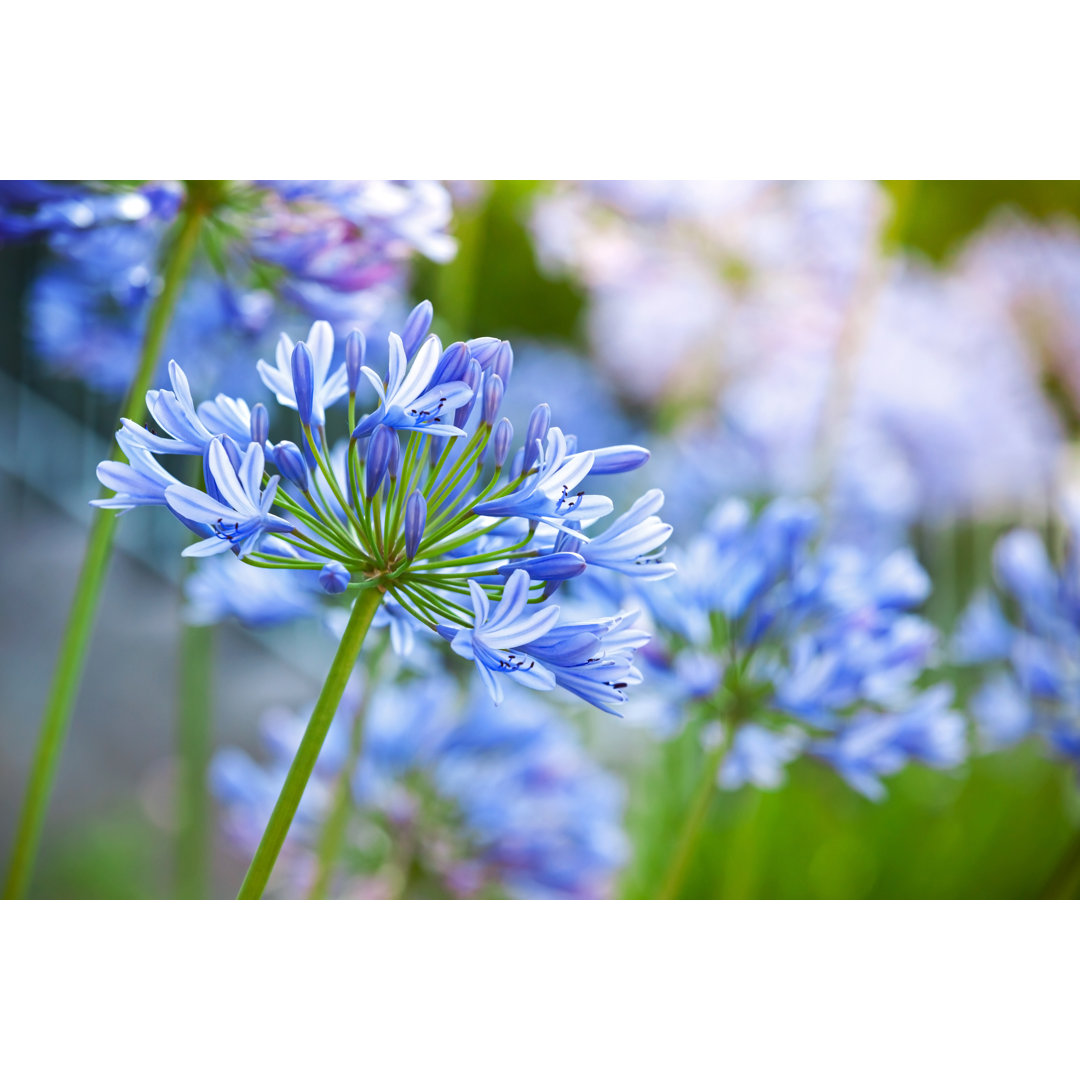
[93,300,666,716]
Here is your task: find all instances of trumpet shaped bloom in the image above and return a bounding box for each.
[257,320,347,428]
[164,439,291,557]
[353,331,473,438]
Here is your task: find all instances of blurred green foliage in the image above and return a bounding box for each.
[884,180,1080,261]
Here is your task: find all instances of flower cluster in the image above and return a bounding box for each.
[14,180,457,396]
[93,300,668,714]
[953,511,1080,762]
[634,497,966,798]
[0,180,181,240]
[212,675,628,898]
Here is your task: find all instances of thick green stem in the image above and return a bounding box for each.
[176,616,215,900]
[306,638,388,900]
[237,588,383,900]
[3,195,209,900]
[657,735,729,900]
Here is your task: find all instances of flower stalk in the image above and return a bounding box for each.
[656,729,729,900]
[237,586,383,900]
[3,191,211,899]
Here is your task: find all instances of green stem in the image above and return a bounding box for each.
[1041,829,1080,899]
[656,734,729,900]
[3,194,209,900]
[236,587,383,899]
[176,617,215,899]
[306,638,388,899]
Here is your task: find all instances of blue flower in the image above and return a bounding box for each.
[635,496,961,797]
[185,546,318,627]
[95,300,662,718]
[212,675,627,899]
[0,181,179,240]
[90,428,180,512]
[570,488,675,579]
[353,332,474,438]
[473,427,613,532]
[443,571,561,703]
[954,515,1080,766]
[163,439,292,557]
[257,321,347,428]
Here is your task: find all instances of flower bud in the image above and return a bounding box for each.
[345,329,366,395]
[404,490,427,561]
[497,552,586,582]
[366,425,394,499]
[432,341,470,385]
[454,358,483,430]
[510,445,525,478]
[482,373,504,426]
[466,337,501,369]
[387,430,402,480]
[291,341,315,427]
[492,418,513,469]
[492,341,513,388]
[522,403,551,473]
[249,403,269,446]
[273,440,309,490]
[401,300,434,360]
[587,444,651,475]
[318,560,350,595]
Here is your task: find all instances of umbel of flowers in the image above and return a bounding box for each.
[641,498,966,797]
[213,674,628,899]
[953,508,1080,762]
[94,299,672,896]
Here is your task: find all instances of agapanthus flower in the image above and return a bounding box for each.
[953,508,1080,762]
[212,675,628,899]
[15,180,458,397]
[631,496,965,798]
[92,300,666,714]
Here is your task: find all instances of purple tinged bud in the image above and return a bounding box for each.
[274,440,309,490]
[387,431,402,479]
[588,444,651,475]
[249,403,269,446]
[454,358,483,429]
[355,434,370,462]
[492,418,513,468]
[291,341,315,427]
[492,341,513,388]
[523,403,551,473]
[401,300,434,360]
[345,329,366,395]
[432,341,470,385]
[318,561,350,595]
[366,425,394,499]
[510,446,525,478]
[497,552,586,582]
[467,337,501,368]
[482,374,504,426]
[404,490,427,560]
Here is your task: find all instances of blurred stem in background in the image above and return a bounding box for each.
[3,185,217,899]
[237,587,383,900]
[812,180,919,503]
[657,725,730,899]
[306,636,389,900]
[177,548,215,898]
